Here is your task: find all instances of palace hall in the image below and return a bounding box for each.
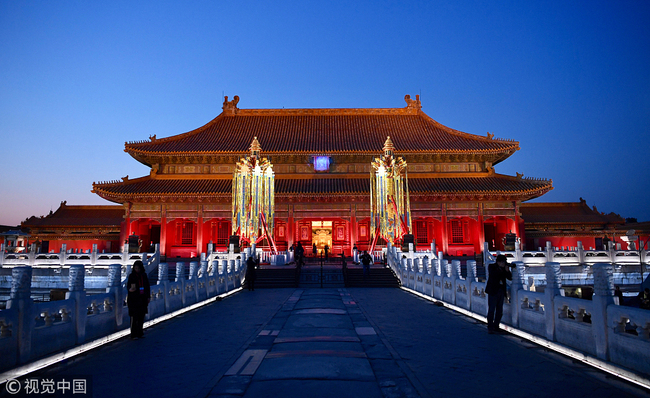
[90,95,553,258]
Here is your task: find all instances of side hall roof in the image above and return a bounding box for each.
[520,200,624,225]
[22,203,125,228]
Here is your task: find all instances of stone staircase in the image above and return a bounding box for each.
[345,266,401,288]
[298,267,345,288]
[250,267,298,289]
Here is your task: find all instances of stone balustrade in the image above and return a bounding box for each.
[0,255,247,373]
[484,241,649,268]
[483,241,649,289]
[0,244,160,289]
[386,242,650,378]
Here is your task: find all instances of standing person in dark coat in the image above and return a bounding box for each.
[312,242,317,257]
[360,251,372,279]
[246,256,257,291]
[127,260,150,339]
[295,242,304,268]
[485,254,512,334]
[324,244,329,261]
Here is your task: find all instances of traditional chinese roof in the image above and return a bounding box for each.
[93,172,552,203]
[124,95,519,167]
[520,200,624,225]
[22,202,125,228]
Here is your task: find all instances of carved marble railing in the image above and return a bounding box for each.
[206,243,287,272]
[387,242,650,378]
[1,243,160,282]
[0,257,246,373]
[484,241,649,267]
[483,241,649,289]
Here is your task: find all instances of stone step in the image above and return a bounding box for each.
[345,268,400,288]
[249,268,298,288]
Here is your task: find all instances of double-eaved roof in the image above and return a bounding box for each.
[94,95,552,204]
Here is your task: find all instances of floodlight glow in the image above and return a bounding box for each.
[314,156,330,171]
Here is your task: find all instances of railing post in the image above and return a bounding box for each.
[609,241,619,266]
[235,258,242,288]
[122,243,129,264]
[176,262,186,306]
[6,266,34,364]
[0,243,5,267]
[158,263,170,312]
[107,264,123,327]
[543,262,563,341]
[577,241,585,265]
[510,261,526,328]
[220,260,228,293]
[451,260,461,305]
[66,264,87,344]
[189,261,199,302]
[28,244,36,266]
[545,241,553,263]
[91,244,98,266]
[199,257,208,279]
[592,263,615,360]
[466,260,478,283]
[515,241,522,262]
[60,244,67,266]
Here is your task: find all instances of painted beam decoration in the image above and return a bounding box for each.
[370,136,412,245]
[232,137,275,248]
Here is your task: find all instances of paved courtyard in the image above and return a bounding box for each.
[15,288,650,398]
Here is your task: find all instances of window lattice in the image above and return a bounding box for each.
[416,221,428,244]
[451,220,464,244]
[181,222,194,245]
[217,222,229,244]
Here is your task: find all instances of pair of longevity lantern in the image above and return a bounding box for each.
[231,136,412,254]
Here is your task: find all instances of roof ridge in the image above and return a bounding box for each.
[417,111,519,145]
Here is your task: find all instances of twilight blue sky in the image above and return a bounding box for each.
[1,1,649,225]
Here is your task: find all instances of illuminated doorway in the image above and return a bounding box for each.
[312,221,332,255]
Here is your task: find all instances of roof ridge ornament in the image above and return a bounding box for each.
[250,136,262,156]
[404,94,421,110]
[222,95,240,116]
[383,136,395,155]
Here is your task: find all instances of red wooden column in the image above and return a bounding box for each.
[350,205,357,255]
[121,203,132,252]
[441,203,449,255]
[160,206,168,256]
[513,201,521,237]
[196,206,204,256]
[478,203,486,254]
[287,205,294,249]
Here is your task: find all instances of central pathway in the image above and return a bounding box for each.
[28,288,649,398]
[207,289,417,397]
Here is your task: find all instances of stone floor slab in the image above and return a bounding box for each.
[253,356,375,381]
[243,379,383,398]
[284,313,353,329]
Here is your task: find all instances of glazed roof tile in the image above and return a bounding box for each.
[22,205,124,227]
[93,174,551,201]
[520,202,624,224]
[125,100,518,157]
